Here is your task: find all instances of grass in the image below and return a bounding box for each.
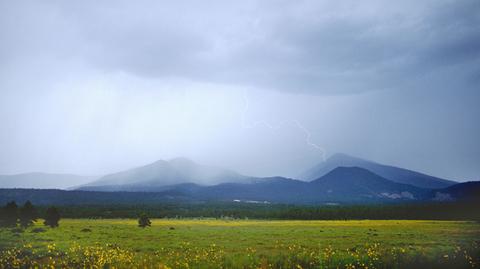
[1,219,479,268]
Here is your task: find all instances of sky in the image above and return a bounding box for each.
[0,0,479,182]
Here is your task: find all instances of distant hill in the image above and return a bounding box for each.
[299,153,456,189]
[78,158,248,191]
[0,173,97,189]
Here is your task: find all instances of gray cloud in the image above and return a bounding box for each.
[2,0,479,94]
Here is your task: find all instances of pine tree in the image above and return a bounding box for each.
[19,201,37,228]
[44,207,60,228]
[138,213,151,228]
[2,201,19,227]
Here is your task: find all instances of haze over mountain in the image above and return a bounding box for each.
[0,173,97,189]
[300,153,457,189]
[78,157,248,191]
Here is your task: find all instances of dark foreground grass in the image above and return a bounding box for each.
[0,219,479,268]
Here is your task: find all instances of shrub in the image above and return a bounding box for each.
[138,213,151,228]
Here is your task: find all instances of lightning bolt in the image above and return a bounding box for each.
[241,89,326,162]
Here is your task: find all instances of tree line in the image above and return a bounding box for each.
[7,201,476,221]
[0,201,155,229]
[0,201,60,228]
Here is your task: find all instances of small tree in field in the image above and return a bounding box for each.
[44,207,60,228]
[138,213,151,228]
[19,201,37,228]
[2,201,18,227]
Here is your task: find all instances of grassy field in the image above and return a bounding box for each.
[1,219,479,268]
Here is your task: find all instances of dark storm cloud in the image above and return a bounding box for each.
[2,0,479,94]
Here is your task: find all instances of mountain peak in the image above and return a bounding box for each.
[329,153,369,163]
[329,153,352,159]
[144,158,196,169]
[313,166,381,182]
[148,159,169,166]
[168,157,197,167]
[169,157,195,163]
[329,166,373,174]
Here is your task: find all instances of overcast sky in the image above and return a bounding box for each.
[0,0,479,182]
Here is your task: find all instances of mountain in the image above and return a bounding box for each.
[433,181,480,202]
[0,173,97,189]
[299,153,456,189]
[78,158,248,191]
[308,167,428,201]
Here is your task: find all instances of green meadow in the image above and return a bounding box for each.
[1,219,479,268]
